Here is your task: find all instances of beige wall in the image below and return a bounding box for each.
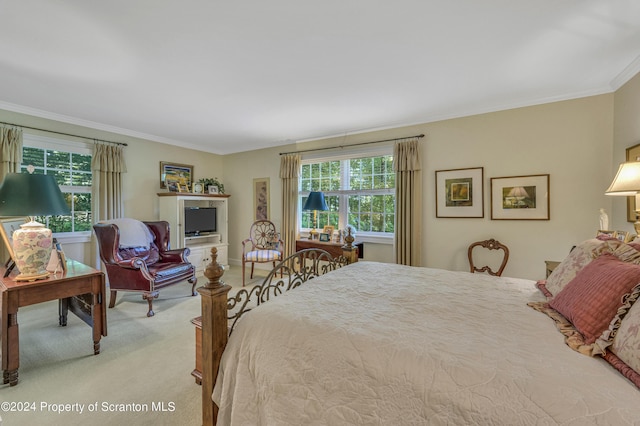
[612,72,640,229]
[4,74,640,279]
[225,94,615,279]
[0,108,222,266]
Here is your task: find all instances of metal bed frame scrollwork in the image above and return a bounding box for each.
[197,245,355,425]
[228,248,348,334]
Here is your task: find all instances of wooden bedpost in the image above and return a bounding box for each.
[342,227,358,264]
[197,247,231,426]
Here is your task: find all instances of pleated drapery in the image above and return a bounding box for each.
[91,142,126,268]
[0,126,23,177]
[0,126,23,263]
[394,139,422,266]
[280,154,300,257]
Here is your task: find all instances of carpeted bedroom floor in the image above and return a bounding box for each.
[1,265,266,426]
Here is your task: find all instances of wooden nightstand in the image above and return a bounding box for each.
[545,260,561,278]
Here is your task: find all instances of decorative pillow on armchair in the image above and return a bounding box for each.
[119,243,161,266]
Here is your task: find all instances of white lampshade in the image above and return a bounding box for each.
[605,161,640,195]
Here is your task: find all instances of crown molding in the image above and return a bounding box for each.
[0,101,222,154]
[610,54,640,91]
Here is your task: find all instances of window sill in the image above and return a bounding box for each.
[53,232,92,244]
[298,231,393,245]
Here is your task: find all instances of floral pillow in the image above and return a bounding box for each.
[610,297,640,376]
[542,238,621,297]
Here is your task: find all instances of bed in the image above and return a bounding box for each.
[199,240,640,425]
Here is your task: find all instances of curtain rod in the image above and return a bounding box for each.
[279,134,424,156]
[0,121,128,146]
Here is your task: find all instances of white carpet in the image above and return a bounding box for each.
[0,266,266,426]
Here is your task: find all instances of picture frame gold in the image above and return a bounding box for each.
[193,182,204,194]
[253,177,270,220]
[490,174,550,220]
[322,225,335,236]
[615,230,630,242]
[160,161,194,189]
[625,143,640,222]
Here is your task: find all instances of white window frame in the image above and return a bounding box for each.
[22,133,93,244]
[299,145,394,244]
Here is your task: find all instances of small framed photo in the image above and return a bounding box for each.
[319,233,331,242]
[615,231,630,242]
[160,162,193,189]
[193,183,204,194]
[208,185,219,194]
[435,167,484,218]
[490,174,550,220]
[322,225,335,236]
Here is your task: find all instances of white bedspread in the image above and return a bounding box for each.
[213,261,640,425]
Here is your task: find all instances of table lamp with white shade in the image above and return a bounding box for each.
[605,161,640,234]
[0,167,71,281]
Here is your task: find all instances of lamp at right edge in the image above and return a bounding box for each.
[605,161,640,234]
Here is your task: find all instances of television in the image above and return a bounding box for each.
[184,207,217,236]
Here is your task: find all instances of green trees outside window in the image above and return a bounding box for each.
[300,154,394,234]
[22,146,92,233]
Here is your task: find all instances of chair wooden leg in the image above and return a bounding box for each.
[143,291,159,317]
[250,263,255,279]
[242,260,246,286]
[108,290,117,308]
[189,275,198,296]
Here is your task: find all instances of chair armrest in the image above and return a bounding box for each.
[242,238,253,253]
[161,248,191,263]
[116,257,148,271]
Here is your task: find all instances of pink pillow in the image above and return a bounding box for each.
[549,253,640,345]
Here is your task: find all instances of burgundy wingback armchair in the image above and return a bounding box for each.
[93,220,197,317]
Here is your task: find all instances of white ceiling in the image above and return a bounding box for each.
[0,1,639,155]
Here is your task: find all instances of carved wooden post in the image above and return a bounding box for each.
[341,227,358,264]
[197,247,231,426]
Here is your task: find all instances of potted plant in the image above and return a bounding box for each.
[198,177,225,194]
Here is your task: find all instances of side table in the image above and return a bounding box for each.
[295,239,362,263]
[545,260,561,278]
[1,259,107,386]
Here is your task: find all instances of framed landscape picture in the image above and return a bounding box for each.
[490,174,550,220]
[159,162,193,189]
[435,167,484,218]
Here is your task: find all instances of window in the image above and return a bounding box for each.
[299,151,395,241]
[21,134,92,236]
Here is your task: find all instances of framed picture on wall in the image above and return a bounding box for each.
[253,177,270,220]
[626,143,640,222]
[435,167,484,218]
[490,174,550,220]
[159,162,193,189]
